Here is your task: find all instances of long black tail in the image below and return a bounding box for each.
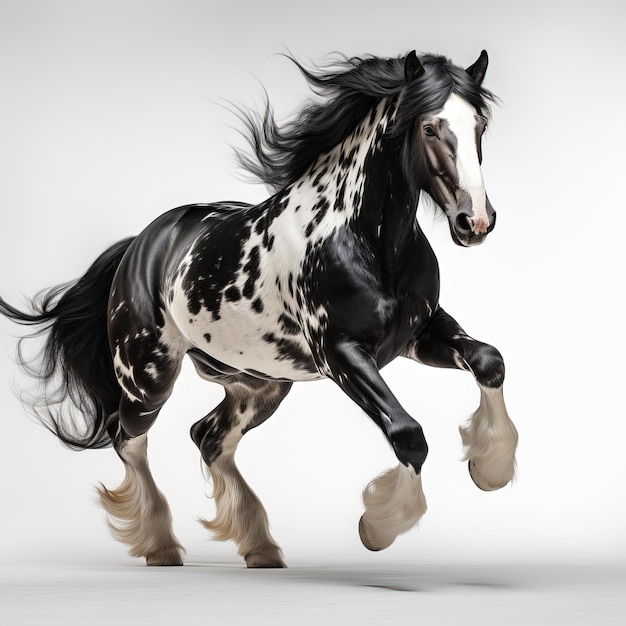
[0,237,135,450]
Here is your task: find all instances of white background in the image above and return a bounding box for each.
[1,0,624,584]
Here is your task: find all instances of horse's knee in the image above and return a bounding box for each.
[388,418,428,474]
[467,343,505,388]
[190,414,232,465]
[190,396,242,465]
[191,379,292,466]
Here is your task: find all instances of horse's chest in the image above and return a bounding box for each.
[369,292,435,367]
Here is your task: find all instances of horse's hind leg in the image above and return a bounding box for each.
[189,366,292,568]
[99,427,184,565]
[406,307,518,491]
[102,306,187,565]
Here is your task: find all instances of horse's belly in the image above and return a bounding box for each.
[168,295,322,381]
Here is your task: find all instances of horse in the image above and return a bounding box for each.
[0,50,518,568]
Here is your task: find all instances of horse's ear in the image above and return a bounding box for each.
[405,50,425,82]
[466,50,489,85]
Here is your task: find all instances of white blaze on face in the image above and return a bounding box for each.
[439,93,488,234]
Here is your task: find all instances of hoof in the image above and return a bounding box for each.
[146,547,184,566]
[468,459,510,492]
[245,550,286,568]
[358,515,393,552]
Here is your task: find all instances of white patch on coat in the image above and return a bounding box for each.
[144,363,159,379]
[439,93,488,233]
[110,300,126,320]
[113,346,142,403]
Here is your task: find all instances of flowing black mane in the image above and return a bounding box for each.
[237,52,496,191]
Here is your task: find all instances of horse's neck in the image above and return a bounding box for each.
[276,98,432,285]
[258,102,381,260]
[346,116,437,295]
[291,99,394,221]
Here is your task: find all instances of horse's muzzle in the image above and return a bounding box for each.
[451,198,496,247]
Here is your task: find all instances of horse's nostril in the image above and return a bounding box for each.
[455,213,472,233]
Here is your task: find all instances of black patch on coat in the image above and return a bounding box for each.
[262,229,275,251]
[242,246,261,299]
[262,332,318,374]
[278,313,300,336]
[179,203,254,321]
[334,179,347,211]
[254,193,289,248]
[305,197,330,237]
[225,286,241,302]
[313,168,327,186]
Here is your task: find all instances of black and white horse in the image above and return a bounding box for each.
[0,50,518,567]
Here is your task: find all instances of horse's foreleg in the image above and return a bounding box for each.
[358,463,427,551]
[190,369,292,568]
[406,307,518,490]
[461,387,518,490]
[326,341,428,551]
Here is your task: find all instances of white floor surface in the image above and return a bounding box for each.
[2,557,625,626]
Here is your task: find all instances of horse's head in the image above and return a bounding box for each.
[406,51,495,247]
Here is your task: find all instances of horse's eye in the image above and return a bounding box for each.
[424,125,436,137]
